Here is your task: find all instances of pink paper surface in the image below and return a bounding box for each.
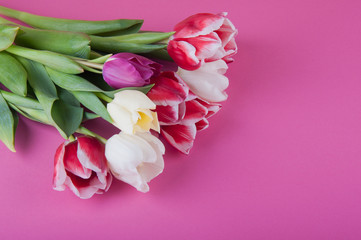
[1,0,361,239]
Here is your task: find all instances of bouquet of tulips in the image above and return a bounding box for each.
[0,5,237,199]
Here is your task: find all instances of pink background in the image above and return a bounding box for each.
[1,0,361,239]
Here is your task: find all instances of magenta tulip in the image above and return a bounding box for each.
[53,136,112,199]
[103,53,162,89]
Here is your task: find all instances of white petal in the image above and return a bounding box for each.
[105,132,165,192]
[177,60,229,102]
[113,90,155,111]
[107,102,135,134]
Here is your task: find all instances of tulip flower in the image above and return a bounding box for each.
[103,53,161,89]
[107,90,160,134]
[105,132,165,193]
[168,12,237,70]
[53,136,112,199]
[148,72,221,154]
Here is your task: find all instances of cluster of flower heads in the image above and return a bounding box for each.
[54,12,237,198]
[0,9,237,199]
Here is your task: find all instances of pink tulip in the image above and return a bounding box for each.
[103,53,162,89]
[168,12,237,70]
[148,72,221,154]
[53,136,112,199]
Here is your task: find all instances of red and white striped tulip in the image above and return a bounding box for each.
[168,12,237,71]
[53,136,112,199]
[148,72,221,154]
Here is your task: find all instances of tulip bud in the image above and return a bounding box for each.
[103,53,161,89]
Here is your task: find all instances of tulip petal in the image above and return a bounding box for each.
[184,32,224,61]
[196,99,222,118]
[53,142,67,190]
[150,111,160,133]
[105,132,165,193]
[136,132,165,182]
[63,141,92,179]
[177,60,229,102]
[167,40,200,70]
[195,118,209,131]
[103,53,161,89]
[173,13,224,39]
[156,105,180,124]
[223,37,237,63]
[216,17,237,47]
[148,72,189,106]
[181,99,208,125]
[106,133,152,172]
[113,90,156,110]
[161,124,196,154]
[77,136,107,174]
[66,172,104,199]
[103,57,145,88]
[107,102,135,134]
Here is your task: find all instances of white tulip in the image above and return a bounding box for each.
[105,132,165,193]
[107,90,160,134]
[177,60,229,102]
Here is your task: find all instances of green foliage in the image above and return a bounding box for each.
[0,6,144,35]
[18,58,83,139]
[0,24,18,51]
[6,45,84,74]
[0,92,17,152]
[0,52,27,96]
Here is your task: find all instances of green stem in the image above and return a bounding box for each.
[95,92,113,103]
[75,59,104,70]
[76,126,107,144]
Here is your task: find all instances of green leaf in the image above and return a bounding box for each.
[0,17,91,58]
[0,6,144,35]
[90,35,167,54]
[142,49,174,61]
[0,52,27,96]
[9,103,52,125]
[0,90,42,109]
[101,31,175,44]
[95,22,143,37]
[15,27,91,59]
[72,91,112,123]
[18,58,83,138]
[58,88,80,107]
[46,67,103,92]
[51,99,83,138]
[7,45,83,74]
[0,92,17,152]
[114,84,155,95]
[0,24,18,51]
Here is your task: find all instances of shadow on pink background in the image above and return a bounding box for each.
[1,0,360,239]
